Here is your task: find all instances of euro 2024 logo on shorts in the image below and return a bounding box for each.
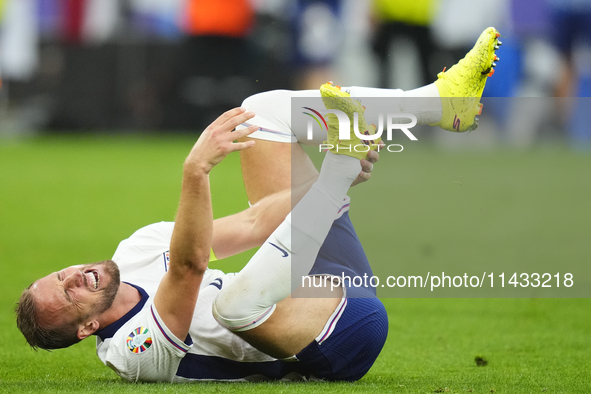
[302,107,418,153]
[127,327,152,353]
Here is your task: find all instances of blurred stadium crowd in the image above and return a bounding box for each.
[0,0,589,148]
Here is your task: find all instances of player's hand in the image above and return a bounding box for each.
[351,141,384,187]
[185,108,259,173]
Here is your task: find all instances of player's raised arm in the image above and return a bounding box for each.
[153,108,258,340]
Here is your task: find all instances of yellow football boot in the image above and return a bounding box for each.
[433,27,502,132]
[320,82,381,160]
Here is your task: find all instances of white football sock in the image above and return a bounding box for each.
[403,83,442,124]
[347,84,442,126]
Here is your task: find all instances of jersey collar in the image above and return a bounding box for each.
[94,282,149,341]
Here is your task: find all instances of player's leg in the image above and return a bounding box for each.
[236,88,375,204]
[238,27,500,203]
[213,151,362,357]
[236,87,397,205]
[241,86,389,380]
[239,26,500,144]
[236,90,319,204]
[238,139,318,206]
[213,86,380,358]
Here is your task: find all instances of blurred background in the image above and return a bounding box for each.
[0,0,590,148]
[1,4,590,386]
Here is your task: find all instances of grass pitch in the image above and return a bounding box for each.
[0,135,590,393]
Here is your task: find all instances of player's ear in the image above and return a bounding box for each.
[77,320,99,340]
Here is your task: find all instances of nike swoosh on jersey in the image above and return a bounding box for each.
[268,242,288,257]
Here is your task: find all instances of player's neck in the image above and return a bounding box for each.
[96,282,141,329]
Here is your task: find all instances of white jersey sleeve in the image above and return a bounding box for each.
[98,222,190,382]
[112,222,174,265]
[97,294,192,383]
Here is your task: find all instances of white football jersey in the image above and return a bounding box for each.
[95,222,287,383]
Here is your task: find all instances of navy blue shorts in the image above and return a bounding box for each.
[296,296,388,381]
[310,212,377,296]
[298,212,388,381]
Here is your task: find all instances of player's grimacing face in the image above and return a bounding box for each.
[31,260,121,327]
